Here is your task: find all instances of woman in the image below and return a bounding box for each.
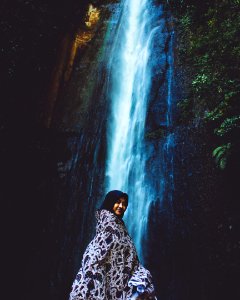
[69,190,156,300]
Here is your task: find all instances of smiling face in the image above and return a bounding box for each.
[112,197,128,218]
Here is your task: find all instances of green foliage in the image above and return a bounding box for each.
[212,143,231,169]
[233,0,240,5]
[173,0,240,169]
[204,101,227,121]
[145,128,167,140]
[179,14,191,28]
[192,73,212,92]
[215,116,240,137]
[177,98,194,121]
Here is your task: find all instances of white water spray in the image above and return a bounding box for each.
[105,0,158,260]
[104,0,175,262]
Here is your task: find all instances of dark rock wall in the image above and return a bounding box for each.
[1,1,114,300]
[168,4,237,298]
[167,12,240,299]
[143,5,239,298]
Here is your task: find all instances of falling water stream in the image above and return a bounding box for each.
[105,0,174,261]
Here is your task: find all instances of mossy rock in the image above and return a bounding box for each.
[145,127,168,140]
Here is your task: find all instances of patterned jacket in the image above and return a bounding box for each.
[69,209,155,299]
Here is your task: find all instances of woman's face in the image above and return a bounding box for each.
[112,197,127,217]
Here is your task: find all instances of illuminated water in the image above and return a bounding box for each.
[105,0,174,261]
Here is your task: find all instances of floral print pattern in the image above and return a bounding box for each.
[69,209,155,300]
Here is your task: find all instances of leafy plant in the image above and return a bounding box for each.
[173,0,240,168]
[212,143,231,170]
[214,116,240,137]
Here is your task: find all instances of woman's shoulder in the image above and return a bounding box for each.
[95,209,125,233]
[96,209,121,223]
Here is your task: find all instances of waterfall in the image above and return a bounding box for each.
[166,31,175,205]
[105,0,157,260]
[102,0,174,261]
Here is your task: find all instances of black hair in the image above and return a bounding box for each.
[100,190,128,213]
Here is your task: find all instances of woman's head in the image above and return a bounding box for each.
[100,190,128,218]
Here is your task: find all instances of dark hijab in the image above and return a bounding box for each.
[100,190,128,213]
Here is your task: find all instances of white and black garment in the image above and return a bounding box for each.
[69,209,155,300]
